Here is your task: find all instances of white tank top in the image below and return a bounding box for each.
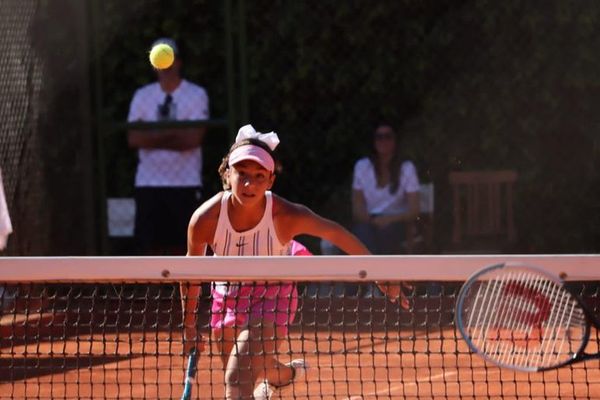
[211,191,290,256]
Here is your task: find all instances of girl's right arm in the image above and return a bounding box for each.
[181,193,222,354]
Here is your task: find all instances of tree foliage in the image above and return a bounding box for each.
[100,0,600,252]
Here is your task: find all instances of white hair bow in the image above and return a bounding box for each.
[235,124,280,151]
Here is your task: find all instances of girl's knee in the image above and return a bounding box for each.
[224,384,241,400]
[224,367,243,387]
[224,364,256,399]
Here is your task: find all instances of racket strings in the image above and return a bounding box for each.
[494,272,535,364]
[464,270,586,369]
[541,289,576,366]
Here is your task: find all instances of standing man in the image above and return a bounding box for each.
[127,38,209,255]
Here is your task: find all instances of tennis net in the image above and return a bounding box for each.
[0,255,599,399]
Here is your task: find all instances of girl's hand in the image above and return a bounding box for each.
[376,281,412,309]
[183,327,205,354]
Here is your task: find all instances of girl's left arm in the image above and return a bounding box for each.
[279,200,410,308]
[280,202,369,255]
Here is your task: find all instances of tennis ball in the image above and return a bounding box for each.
[149,43,175,69]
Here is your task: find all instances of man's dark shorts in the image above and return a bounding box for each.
[134,186,202,253]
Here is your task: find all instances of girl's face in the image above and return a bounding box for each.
[227,159,275,206]
[373,125,396,156]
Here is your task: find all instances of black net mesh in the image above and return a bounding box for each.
[0,279,598,399]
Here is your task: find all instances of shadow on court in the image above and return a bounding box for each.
[0,355,133,382]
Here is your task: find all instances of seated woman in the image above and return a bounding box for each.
[352,122,420,256]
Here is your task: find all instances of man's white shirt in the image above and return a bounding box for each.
[127,80,209,187]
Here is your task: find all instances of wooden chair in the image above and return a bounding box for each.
[448,170,517,253]
[406,183,435,254]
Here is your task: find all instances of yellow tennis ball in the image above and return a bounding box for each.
[149,43,175,69]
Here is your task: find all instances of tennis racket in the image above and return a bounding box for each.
[455,262,600,372]
[180,348,198,400]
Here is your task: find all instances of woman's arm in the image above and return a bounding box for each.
[370,191,420,228]
[352,189,371,223]
[128,127,206,151]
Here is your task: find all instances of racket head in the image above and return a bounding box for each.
[455,262,590,372]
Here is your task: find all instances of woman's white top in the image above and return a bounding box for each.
[352,158,420,215]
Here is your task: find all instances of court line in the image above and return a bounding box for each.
[341,370,458,399]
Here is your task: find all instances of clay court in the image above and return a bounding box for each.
[2,288,599,399]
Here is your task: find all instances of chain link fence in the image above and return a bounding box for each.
[0,0,43,255]
[0,0,94,255]
[0,0,95,255]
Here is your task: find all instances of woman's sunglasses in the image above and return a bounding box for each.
[374,132,394,140]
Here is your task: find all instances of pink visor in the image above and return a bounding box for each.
[228,144,275,172]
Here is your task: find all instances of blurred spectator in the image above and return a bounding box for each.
[352,123,420,296]
[352,122,420,253]
[127,38,209,255]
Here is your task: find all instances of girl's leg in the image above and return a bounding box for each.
[260,325,295,386]
[214,327,253,399]
[217,323,291,399]
[224,328,257,399]
[258,285,301,388]
[212,327,236,375]
[216,285,300,398]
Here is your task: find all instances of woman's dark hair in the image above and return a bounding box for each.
[218,138,277,190]
[368,123,402,195]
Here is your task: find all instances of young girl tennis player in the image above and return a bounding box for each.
[182,125,403,399]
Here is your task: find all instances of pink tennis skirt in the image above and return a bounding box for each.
[210,283,298,331]
[210,241,310,331]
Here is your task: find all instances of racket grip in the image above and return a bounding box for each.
[186,348,198,378]
[180,349,198,400]
[180,384,192,400]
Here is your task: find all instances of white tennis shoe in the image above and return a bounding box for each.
[252,359,309,399]
[253,380,273,400]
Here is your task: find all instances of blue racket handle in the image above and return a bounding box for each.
[180,349,198,400]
